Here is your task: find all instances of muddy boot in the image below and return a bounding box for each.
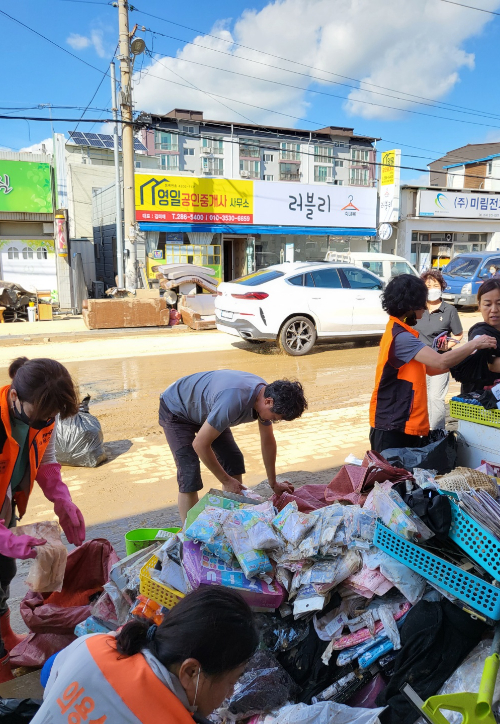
[0,653,14,683]
[0,610,26,652]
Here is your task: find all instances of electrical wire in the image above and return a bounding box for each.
[434,0,500,16]
[73,43,119,133]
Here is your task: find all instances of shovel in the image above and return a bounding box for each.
[402,624,500,724]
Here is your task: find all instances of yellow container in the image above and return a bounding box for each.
[139,555,185,609]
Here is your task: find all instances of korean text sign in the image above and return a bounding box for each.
[135,174,253,223]
[0,160,53,214]
[419,190,500,219]
[378,149,401,224]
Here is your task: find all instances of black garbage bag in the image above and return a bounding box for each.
[0,699,42,723]
[55,395,107,467]
[382,430,457,475]
[254,613,310,653]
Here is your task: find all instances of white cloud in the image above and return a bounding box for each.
[67,33,91,51]
[401,173,429,187]
[90,30,106,58]
[133,0,500,125]
[20,138,54,154]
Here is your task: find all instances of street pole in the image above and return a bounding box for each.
[110,61,124,289]
[118,0,137,290]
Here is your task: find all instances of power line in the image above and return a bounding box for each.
[73,43,119,133]
[435,0,500,15]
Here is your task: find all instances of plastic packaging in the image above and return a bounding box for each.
[255,613,309,653]
[55,395,107,467]
[255,700,385,724]
[413,468,438,490]
[318,505,345,556]
[343,506,377,550]
[14,522,67,593]
[185,506,234,563]
[312,551,361,594]
[373,484,426,542]
[363,547,425,605]
[272,502,316,546]
[223,514,273,579]
[218,651,298,720]
[131,594,167,626]
[233,506,282,551]
[0,698,42,722]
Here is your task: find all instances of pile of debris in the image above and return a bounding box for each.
[0,281,36,322]
[152,263,218,295]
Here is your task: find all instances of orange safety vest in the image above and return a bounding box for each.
[369,316,429,437]
[0,385,55,518]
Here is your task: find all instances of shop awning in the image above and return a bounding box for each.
[138,223,376,237]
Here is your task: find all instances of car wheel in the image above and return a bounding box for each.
[279,316,317,356]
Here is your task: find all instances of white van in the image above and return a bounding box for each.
[324,252,418,285]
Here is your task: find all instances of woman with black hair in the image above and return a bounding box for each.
[369,275,495,453]
[33,587,259,724]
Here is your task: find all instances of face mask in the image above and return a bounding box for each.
[12,399,54,430]
[427,288,442,302]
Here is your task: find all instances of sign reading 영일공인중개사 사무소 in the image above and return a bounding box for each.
[134,173,378,228]
[419,189,500,219]
[0,160,53,214]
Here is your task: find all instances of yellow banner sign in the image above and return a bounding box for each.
[381,150,396,186]
[135,174,254,224]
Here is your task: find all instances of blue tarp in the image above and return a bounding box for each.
[138,222,376,237]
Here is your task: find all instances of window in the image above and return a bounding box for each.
[390,261,417,278]
[351,149,370,162]
[264,175,274,181]
[7,247,19,260]
[280,163,300,181]
[342,268,382,289]
[314,145,334,162]
[202,157,224,175]
[314,166,332,183]
[480,257,500,278]
[232,269,284,285]
[488,161,493,175]
[240,160,260,178]
[22,246,34,260]
[37,247,48,260]
[350,168,369,186]
[240,141,260,158]
[183,125,195,134]
[184,147,195,155]
[335,160,344,167]
[444,257,481,278]
[264,153,274,162]
[362,261,384,277]
[280,142,301,161]
[202,137,224,154]
[309,268,342,289]
[160,155,179,170]
[154,131,178,151]
[288,274,304,286]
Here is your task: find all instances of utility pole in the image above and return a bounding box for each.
[110,61,124,289]
[117,0,137,290]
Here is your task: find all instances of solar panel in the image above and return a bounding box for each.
[134,139,148,152]
[99,134,113,143]
[67,130,148,153]
[102,139,114,148]
[85,133,100,140]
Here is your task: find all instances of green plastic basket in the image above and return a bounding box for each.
[124,527,180,556]
[449,400,500,430]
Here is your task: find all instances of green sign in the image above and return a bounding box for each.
[0,160,53,213]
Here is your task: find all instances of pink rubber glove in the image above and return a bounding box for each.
[36,463,86,546]
[0,521,46,560]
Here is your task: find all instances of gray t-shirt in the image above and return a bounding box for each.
[162,371,269,432]
[389,331,426,368]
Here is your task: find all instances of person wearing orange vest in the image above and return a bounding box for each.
[32,586,258,724]
[369,275,496,453]
[0,357,86,681]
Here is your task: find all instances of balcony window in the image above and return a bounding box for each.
[264,153,274,162]
[264,174,274,181]
[202,157,224,176]
[350,168,369,186]
[202,137,224,154]
[280,163,300,181]
[314,145,334,163]
[160,154,180,170]
[351,149,370,163]
[280,142,301,161]
[314,166,332,183]
[154,131,178,152]
[240,141,260,158]
[240,160,260,178]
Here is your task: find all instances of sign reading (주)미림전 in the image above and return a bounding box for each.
[0,160,53,214]
[135,173,377,229]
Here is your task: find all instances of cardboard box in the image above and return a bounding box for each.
[38,303,53,321]
[82,298,170,329]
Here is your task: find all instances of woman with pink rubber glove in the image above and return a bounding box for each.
[0,357,85,681]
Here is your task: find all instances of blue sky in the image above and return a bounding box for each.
[3,0,500,183]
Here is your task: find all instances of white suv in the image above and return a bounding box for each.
[215,262,388,356]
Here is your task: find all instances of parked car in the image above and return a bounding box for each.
[442,251,500,307]
[215,262,387,355]
[324,252,418,284]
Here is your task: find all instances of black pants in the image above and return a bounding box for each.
[369,427,429,454]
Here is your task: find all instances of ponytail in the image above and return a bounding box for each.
[116,619,151,657]
[8,357,29,379]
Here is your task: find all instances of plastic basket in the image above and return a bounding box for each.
[449,400,500,430]
[124,527,181,556]
[374,522,500,620]
[447,498,500,582]
[139,555,185,609]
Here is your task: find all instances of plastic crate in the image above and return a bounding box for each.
[139,555,185,609]
[447,498,500,582]
[374,522,500,620]
[449,400,500,430]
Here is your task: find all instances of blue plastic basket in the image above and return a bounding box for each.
[374,522,500,621]
[447,498,500,582]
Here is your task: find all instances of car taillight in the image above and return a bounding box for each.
[231,292,269,300]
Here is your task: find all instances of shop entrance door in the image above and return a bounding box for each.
[223,237,248,281]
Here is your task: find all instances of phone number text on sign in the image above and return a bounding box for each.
[136,211,253,223]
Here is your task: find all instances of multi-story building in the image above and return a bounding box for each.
[135,109,379,282]
[429,143,500,188]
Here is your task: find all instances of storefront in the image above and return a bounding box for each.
[135,173,377,282]
[395,186,500,272]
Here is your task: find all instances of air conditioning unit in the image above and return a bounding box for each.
[201,147,212,155]
[240,170,251,178]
